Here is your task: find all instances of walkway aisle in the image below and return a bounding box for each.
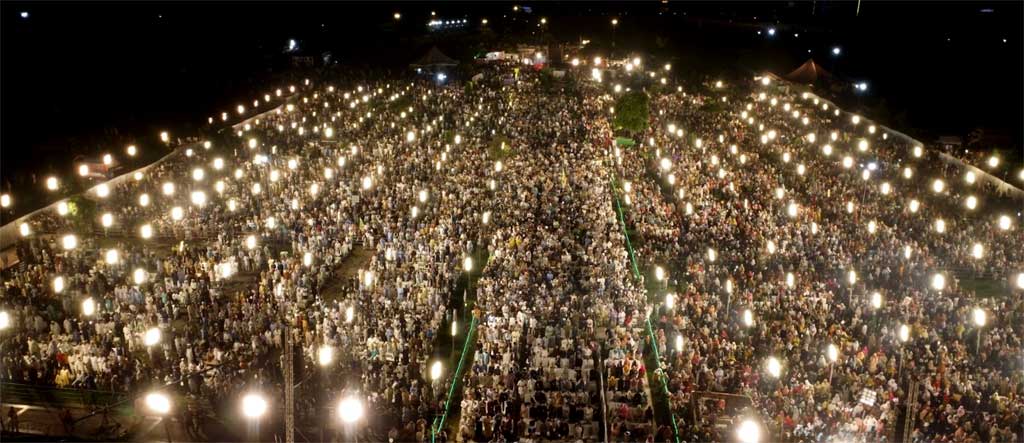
[454,74,606,439]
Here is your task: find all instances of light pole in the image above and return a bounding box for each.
[972,308,986,355]
[736,418,761,443]
[241,393,267,441]
[144,392,173,443]
[870,292,882,332]
[897,324,910,380]
[338,396,364,442]
[826,343,838,384]
[463,256,474,325]
[318,344,333,442]
[655,265,667,292]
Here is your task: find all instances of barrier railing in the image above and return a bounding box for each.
[430,315,478,443]
[609,178,681,443]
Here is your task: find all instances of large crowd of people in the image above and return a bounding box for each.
[1,56,1022,443]
[1,69,513,440]
[609,77,1023,443]
[456,77,657,443]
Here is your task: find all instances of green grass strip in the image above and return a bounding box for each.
[431,316,479,443]
[610,179,681,443]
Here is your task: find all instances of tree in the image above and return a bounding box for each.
[613,91,650,138]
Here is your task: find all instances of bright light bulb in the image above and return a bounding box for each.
[62,234,77,250]
[766,357,782,378]
[338,397,364,424]
[998,215,1012,231]
[242,394,268,419]
[971,243,984,259]
[318,346,333,366]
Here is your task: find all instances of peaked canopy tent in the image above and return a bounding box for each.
[410,46,459,71]
[785,59,832,84]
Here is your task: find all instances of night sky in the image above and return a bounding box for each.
[2,1,1021,213]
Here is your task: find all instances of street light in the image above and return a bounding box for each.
[766,357,782,378]
[53,276,65,293]
[463,256,473,272]
[82,298,96,316]
[132,269,148,287]
[971,243,984,259]
[871,292,883,309]
[363,270,374,289]
[338,396,364,424]
[144,327,161,346]
[105,249,119,264]
[138,223,154,240]
[242,393,268,419]
[318,345,334,366]
[998,215,1012,231]
[430,360,443,381]
[972,307,987,355]
[898,324,910,342]
[736,419,761,443]
[931,273,946,291]
[145,392,172,415]
[0,311,10,330]
[832,46,841,56]
[972,308,987,327]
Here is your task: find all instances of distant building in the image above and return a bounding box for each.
[937,136,963,150]
[290,55,317,68]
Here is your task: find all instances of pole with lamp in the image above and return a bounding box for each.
[317,345,334,443]
[736,418,762,443]
[144,392,173,443]
[826,343,839,385]
[240,393,268,442]
[897,323,910,381]
[338,395,365,443]
[654,265,667,292]
[971,308,986,356]
[870,292,882,333]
